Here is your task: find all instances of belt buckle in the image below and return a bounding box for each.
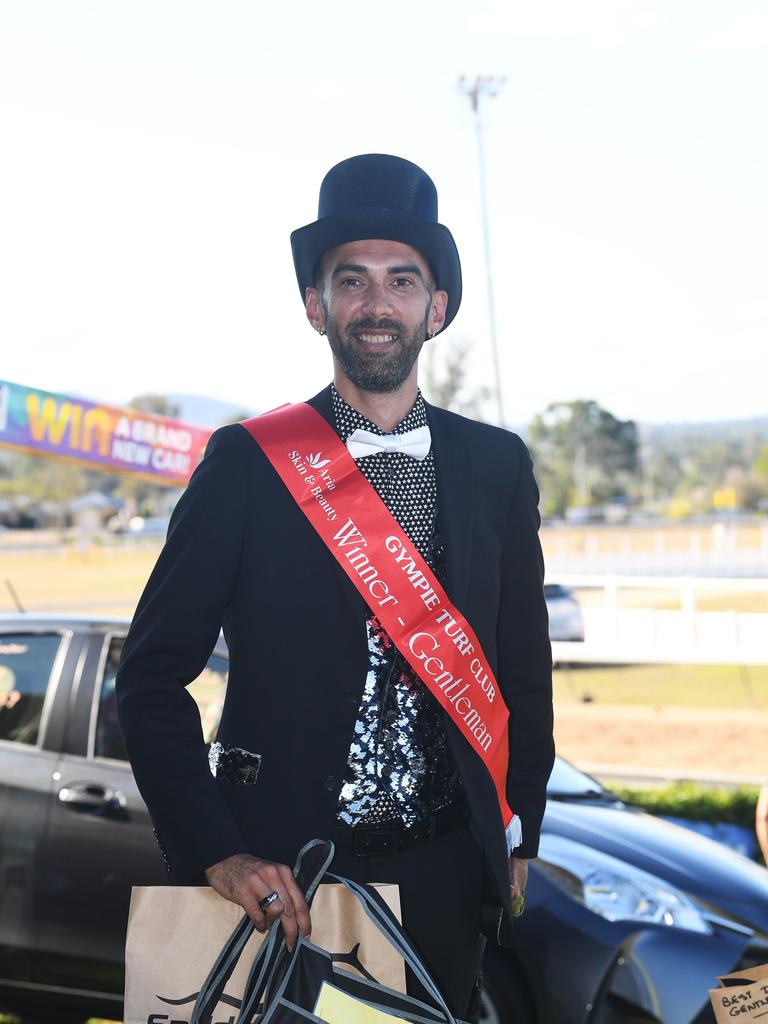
[351,829,377,857]
[350,826,407,857]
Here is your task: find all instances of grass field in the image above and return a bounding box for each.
[573,586,768,613]
[0,543,161,616]
[2,536,767,615]
[3,541,767,716]
[3,536,767,723]
[555,662,768,709]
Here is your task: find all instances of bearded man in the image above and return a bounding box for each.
[116,153,554,1021]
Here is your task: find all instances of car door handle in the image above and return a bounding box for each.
[58,783,129,819]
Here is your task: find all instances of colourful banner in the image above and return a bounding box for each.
[0,379,213,486]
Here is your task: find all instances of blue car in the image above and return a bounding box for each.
[480,757,768,1024]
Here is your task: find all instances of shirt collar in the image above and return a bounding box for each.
[331,384,428,440]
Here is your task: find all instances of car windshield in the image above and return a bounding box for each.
[547,757,605,797]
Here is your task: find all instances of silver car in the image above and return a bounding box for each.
[545,582,585,641]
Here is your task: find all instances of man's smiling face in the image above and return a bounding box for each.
[306,239,447,394]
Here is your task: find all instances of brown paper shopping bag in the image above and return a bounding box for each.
[709,963,768,1023]
[124,882,404,1024]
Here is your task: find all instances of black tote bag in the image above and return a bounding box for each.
[190,838,469,1024]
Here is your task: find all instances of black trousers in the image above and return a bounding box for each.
[330,822,486,1020]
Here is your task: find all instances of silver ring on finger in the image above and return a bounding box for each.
[259,890,280,912]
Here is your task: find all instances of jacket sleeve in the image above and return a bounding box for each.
[116,424,251,882]
[497,434,554,859]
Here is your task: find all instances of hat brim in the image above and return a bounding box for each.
[290,208,461,331]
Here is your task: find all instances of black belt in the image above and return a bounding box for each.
[331,801,469,857]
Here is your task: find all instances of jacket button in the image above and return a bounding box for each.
[343,689,357,705]
[323,775,338,792]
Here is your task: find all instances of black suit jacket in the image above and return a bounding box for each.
[116,385,554,930]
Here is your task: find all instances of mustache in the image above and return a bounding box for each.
[346,317,404,335]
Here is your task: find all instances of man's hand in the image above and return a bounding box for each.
[508,856,529,917]
[205,853,311,950]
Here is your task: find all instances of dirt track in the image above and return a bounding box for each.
[554,703,768,782]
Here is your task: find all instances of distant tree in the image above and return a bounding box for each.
[109,476,162,517]
[727,471,764,512]
[528,400,639,517]
[754,443,768,491]
[128,394,181,418]
[421,336,492,420]
[30,460,87,502]
[642,446,683,505]
[19,459,88,528]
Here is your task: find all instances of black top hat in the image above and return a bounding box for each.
[290,154,462,331]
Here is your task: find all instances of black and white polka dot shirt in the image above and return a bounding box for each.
[331,385,463,829]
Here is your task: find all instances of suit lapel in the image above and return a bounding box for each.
[426,403,474,613]
[306,383,335,425]
[306,384,368,625]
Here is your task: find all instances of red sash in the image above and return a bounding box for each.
[240,403,518,849]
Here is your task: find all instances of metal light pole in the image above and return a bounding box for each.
[458,74,506,427]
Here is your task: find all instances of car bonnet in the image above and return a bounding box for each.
[542,799,768,930]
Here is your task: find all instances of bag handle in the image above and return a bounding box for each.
[190,839,333,1024]
[191,838,459,1024]
[245,872,458,1024]
[243,868,459,1024]
[326,872,458,1023]
[188,912,255,1024]
[235,839,336,1023]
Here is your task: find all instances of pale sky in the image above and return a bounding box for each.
[1,0,766,427]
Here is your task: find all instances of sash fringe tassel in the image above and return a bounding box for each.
[505,815,523,854]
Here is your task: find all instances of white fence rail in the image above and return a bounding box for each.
[549,574,768,665]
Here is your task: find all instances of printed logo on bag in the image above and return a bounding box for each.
[146,945,378,1024]
[329,941,376,982]
[148,989,242,1024]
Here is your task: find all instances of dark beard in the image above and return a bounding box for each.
[324,313,429,394]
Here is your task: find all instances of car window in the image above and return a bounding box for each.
[94,636,229,761]
[547,756,604,796]
[0,633,62,746]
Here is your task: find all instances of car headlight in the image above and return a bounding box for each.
[536,834,712,934]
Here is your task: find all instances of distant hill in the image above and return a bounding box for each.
[126,391,768,440]
[641,415,768,444]
[164,393,259,428]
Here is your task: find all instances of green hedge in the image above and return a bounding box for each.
[610,781,761,830]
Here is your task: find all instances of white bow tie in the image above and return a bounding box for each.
[346,425,432,461]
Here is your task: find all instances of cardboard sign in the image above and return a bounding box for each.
[709,963,768,1022]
